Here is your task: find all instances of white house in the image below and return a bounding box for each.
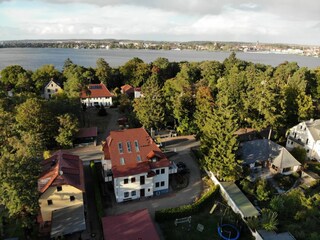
[286,119,320,161]
[102,128,176,203]
[80,83,113,107]
[44,79,62,99]
[134,87,143,98]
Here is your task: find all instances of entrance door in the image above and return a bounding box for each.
[140,188,145,197]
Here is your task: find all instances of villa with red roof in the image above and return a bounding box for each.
[80,83,113,107]
[102,128,177,203]
[38,151,86,238]
[121,84,134,96]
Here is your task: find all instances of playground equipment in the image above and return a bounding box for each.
[210,201,240,240]
[217,224,240,240]
[174,216,192,231]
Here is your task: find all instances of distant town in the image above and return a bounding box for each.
[1,39,319,58]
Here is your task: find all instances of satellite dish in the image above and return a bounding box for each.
[59,170,63,175]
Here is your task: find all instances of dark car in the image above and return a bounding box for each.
[176,162,189,174]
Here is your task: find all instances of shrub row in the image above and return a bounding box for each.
[90,161,104,218]
[155,185,219,222]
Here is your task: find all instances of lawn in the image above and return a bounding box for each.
[158,197,254,240]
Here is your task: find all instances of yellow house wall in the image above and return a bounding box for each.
[39,185,83,222]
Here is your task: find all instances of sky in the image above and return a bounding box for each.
[0,0,319,45]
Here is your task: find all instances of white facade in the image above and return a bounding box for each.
[44,80,62,99]
[134,89,142,98]
[113,167,169,203]
[286,119,320,161]
[81,97,112,107]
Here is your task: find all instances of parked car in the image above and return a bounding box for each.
[176,161,189,174]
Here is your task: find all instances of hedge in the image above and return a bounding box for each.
[90,161,104,218]
[155,185,219,222]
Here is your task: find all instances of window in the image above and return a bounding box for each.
[306,138,309,144]
[131,177,136,183]
[156,169,160,175]
[70,196,75,201]
[57,186,62,192]
[161,181,165,187]
[51,84,53,87]
[47,200,53,205]
[291,141,293,145]
[131,191,136,196]
[134,140,140,152]
[137,155,141,162]
[127,141,132,153]
[47,89,51,93]
[161,169,165,174]
[118,142,123,154]
[155,182,160,188]
[124,192,129,198]
[55,88,58,92]
[307,149,310,153]
[120,157,125,165]
[294,133,297,138]
[140,176,145,185]
[124,178,129,184]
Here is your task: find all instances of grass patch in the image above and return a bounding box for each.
[157,192,254,240]
[90,161,104,218]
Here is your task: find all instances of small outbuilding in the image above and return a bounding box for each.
[74,127,98,146]
[102,209,160,240]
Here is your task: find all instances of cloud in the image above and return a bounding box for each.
[0,0,319,44]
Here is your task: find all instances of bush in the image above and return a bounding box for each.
[155,185,219,222]
[90,161,104,218]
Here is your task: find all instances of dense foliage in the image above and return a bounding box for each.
[1,53,320,238]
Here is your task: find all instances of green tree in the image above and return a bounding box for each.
[0,65,34,93]
[95,58,112,86]
[133,75,165,130]
[260,209,279,231]
[201,99,242,181]
[120,57,150,87]
[55,113,79,148]
[194,86,214,136]
[15,98,55,149]
[256,179,271,201]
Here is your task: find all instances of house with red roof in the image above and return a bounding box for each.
[38,151,86,238]
[80,83,113,107]
[120,84,134,96]
[102,128,177,203]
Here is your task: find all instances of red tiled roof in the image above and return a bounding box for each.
[75,127,98,138]
[103,128,170,178]
[38,150,85,193]
[102,209,160,240]
[80,83,113,98]
[121,84,134,94]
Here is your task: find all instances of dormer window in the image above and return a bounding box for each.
[134,140,139,152]
[120,157,125,165]
[57,186,62,192]
[127,141,132,153]
[118,142,123,154]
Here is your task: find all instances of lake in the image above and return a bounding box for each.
[0,48,319,71]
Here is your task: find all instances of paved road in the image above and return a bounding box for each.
[105,136,202,218]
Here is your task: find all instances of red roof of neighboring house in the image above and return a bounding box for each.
[80,83,113,98]
[75,127,98,138]
[102,209,160,240]
[134,87,141,92]
[38,150,85,193]
[102,128,170,178]
[121,84,134,94]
